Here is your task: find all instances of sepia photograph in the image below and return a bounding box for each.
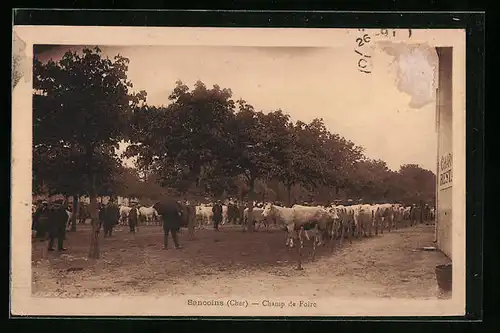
[11,26,466,316]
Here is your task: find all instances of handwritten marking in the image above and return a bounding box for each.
[354,29,413,74]
[358,58,369,68]
[355,34,371,47]
[354,50,371,57]
[354,30,372,73]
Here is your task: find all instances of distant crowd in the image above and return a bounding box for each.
[32,196,435,253]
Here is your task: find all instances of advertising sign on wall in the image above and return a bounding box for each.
[439,152,453,190]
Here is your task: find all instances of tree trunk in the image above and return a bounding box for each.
[287,183,293,207]
[70,194,78,232]
[88,174,100,259]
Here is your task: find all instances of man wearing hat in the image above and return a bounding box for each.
[103,197,120,237]
[153,199,183,250]
[47,199,68,251]
[128,201,139,233]
[33,200,50,241]
[212,200,223,231]
[98,202,106,231]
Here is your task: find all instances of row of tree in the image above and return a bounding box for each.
[31,47,435,258]
[124,80,436,207]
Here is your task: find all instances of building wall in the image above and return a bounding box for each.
[436,47,453,259]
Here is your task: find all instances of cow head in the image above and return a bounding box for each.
[327,207,340,221]
[262,203,274,218]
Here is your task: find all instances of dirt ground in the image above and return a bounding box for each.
[31,222,451,299]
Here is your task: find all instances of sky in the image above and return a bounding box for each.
[35,45,438,172]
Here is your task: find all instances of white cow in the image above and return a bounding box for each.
[373,203,394,234]
[392,205,405,229]
[403,206,412,221]
[291,205,336,246]
[139,206,159,225]
[119,205,132,225]
[222,205,228,225]
[243,207,269,231]
[332,205,355,244]
[263,204,332,252]
[350,204,374,238]
[262,204,295,244]
[325,206,344,242]
[196,205,213,227]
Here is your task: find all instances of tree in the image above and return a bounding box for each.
[33,46,146,258]
[225,101,287,228]
[123,78,436,212]
[397,164,436,205]
[126,81,237,198]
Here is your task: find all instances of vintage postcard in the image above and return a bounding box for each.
[11,25,466,317]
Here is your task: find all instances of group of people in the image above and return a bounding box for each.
[32,197,188,252]
[32,199,68,251]
[97,197,121,237]
[98,197,187,250]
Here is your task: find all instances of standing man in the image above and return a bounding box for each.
[128,201,139,234]
[227,199,239,225]
[238,200,245,226]
[212,200,223,231]
[103,197,120,237]
[153,199,183,250]
[98,203,106,232]
[47,199,68,252]
[33,200,50,241]
[244,200,254,232]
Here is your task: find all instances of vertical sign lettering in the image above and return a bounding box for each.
[439,152,453,189]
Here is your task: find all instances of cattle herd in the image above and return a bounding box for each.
[72,199,434,246]
[32,198,435,268]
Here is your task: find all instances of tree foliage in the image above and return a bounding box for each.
[33,47,147,196]
[33,46,147,258]
[34,46,436,232]
[125,80,436,206]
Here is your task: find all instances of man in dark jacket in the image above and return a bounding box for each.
[128,202,139,233]
[33,201,50,241]
[98,203,106,232]
[47,199,68,251]
[227,201,239,224]
[212,200,223,231]
[103,198,120,237]
[153,199,183,250]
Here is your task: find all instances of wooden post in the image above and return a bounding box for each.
[296,228,304,271]
[330,222,337,253]
[311,225,318,262]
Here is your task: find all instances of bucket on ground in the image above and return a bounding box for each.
[435,263,452,292]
